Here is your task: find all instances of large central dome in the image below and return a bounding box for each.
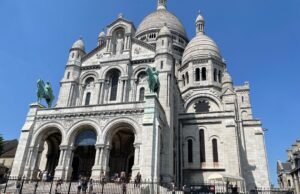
[136,9,187,38]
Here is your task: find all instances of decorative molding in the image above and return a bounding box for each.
[35,109,144,121]
[81,65,101,70]
[132,58,155,65]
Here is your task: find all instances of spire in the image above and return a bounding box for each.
[196,11,205,35]
[157,0,167,10]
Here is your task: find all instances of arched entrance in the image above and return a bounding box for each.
[37,131,62,178]
[109,128,135,177]
[71,129,96,179]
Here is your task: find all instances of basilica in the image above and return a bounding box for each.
[11,0,270,191]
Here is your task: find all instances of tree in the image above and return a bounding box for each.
[0,134,3,155]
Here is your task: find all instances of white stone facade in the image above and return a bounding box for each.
[10,0,270,191]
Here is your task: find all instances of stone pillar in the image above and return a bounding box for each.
[10,103,43,179]
[94,81,101,104]
[99,80,105,104]
[91,144,104,180]
[131,143,141,179]
[102,146,111,175]
[293,173,300,194]
[140,93,161,181]
[54,145,74,180]
[23,146,36,179]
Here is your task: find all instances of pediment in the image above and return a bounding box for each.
[131,38,155,60]
[221,88,235,96]
[81,46,106,67]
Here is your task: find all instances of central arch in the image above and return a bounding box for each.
[71,129,97,179]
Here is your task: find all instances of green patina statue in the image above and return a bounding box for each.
[37,79,55,108]
[146,66,160,94]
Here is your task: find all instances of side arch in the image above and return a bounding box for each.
[31,122,65,147]
[79,71,99,84]
[101,117,142,145]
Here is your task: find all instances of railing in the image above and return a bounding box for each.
[0,177,183,194]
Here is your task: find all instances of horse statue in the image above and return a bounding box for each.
[37,79,55,108]
[145,66,160,94]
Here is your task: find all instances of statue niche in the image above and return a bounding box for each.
[113,28,125,55]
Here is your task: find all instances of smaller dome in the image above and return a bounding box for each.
[196,13,204,23]
[158,23,171,37]
[182,34,221,65]
[222,70,232,84]
[98,31,106,38]
[72,38,85,51]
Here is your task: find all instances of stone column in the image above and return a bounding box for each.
[131,143,141,179]
[91,144,104,180]
[54,145,73,180]
[140,93,161,181]
[102,146,111,175]
[23,146,37,179]
[94,81,101,104]
[99,80,105,104]
[293,173,300,194]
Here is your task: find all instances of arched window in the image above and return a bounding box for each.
[212,139,218,162]
[85,92,91,105]
[218,70,222,83]
[67,72,70,79]
[214,68,217,82]
[139,87,145,101]
[85,77,94,86]
[110,70,120,101]
[195,68,200,81]
[71,52,74,58]
[288,180,291,187]
[182,74,185,86]
[188,139,193,163]
[199,129,206,163]
[186,72,189,84]
[201,67,207,81]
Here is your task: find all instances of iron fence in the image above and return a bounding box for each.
[0,177,182,194]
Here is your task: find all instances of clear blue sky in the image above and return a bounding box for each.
[0,0,299,186]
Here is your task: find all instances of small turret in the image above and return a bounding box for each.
[98,31,106,47]
[156,23,173,54]
[196,11,205,35]
[68,37,86,64]
[222,69,233,91]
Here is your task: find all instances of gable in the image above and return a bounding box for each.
[131,39,155,61]
[81,46,106,67]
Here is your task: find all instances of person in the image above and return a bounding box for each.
[122,182,127,194]
[38,169,43,180]
[15,177,21,194]
[55,179,62,194]
[134,172,141,188]
[82,177,88,194]
[120,171,126,183]
[232,184,238,194]
[42,171,48,182]
[171,182,175,194]
[100,170,105,183]
[88,179,93,194]
[77,178,82,194]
